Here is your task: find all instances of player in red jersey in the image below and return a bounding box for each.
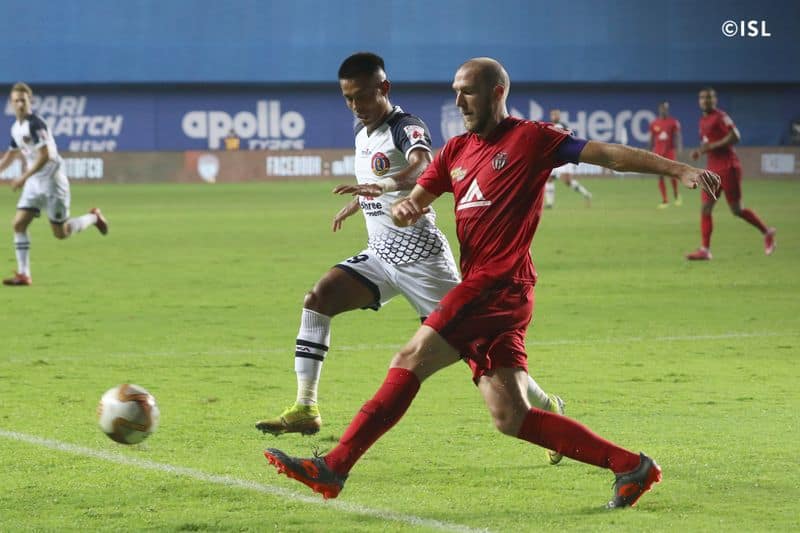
[686,88,776,260]
[262,58,719,508]
[649,101,683,208]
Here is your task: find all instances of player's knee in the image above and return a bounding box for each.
[729,204,742,217]
[389,345,418,370]
[303,288,336,316]
[490,408,522,436]
[12,220,27,233]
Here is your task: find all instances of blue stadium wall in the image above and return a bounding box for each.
[0,0,797,149]
[1,0,797,84]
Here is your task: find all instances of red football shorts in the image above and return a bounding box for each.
[703,164,742,205]
[424,278,534,382]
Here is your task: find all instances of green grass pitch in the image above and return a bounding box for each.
[1,178,798,532]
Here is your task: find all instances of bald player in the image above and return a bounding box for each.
[262,58,719,510]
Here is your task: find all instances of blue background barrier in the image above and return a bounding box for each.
[4,85,799,151]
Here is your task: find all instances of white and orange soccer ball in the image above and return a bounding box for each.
[97,384,160,444]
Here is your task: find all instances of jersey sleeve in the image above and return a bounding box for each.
[417,141,453,196]
[534,122,574,168]
[390,115,433,160]
[28,115,49,147]
[720,112,736,133]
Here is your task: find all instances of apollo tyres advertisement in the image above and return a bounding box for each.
[3,87,796,152]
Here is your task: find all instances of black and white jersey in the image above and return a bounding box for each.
[10,113,59,169]
[353,106,450,265]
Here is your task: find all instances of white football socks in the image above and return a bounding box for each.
[527,374,551,410]
[14,232,30,276]
[570,180,592,199]
[66,213,98,235]
[294,308,331,405]
[544,180,556,208]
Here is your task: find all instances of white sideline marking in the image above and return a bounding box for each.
[0,429,488,533]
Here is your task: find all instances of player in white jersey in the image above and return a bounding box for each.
[544,109,593,208]
[0,83,107,286]
[256,54,566,463]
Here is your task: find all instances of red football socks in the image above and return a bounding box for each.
[658,178,668,203]
[671,178,679,198]
[516,408,640,474]
[740,208,768,233]
[701,213,713,248]
[325,367,420,475]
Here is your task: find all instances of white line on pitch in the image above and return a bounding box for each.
[0,429,488,533]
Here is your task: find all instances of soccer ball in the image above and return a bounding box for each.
[97,384,160,444]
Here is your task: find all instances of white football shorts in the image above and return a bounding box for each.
[335,248,461,317]
[17,158,70,223]
[551,162,578,177]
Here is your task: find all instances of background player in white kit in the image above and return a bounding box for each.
[544,109,593,208]
[0,83,107,286]
[256,53,566,463]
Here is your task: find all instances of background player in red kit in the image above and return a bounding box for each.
[686,87,776,260]
[649,101,682,208]
[262,58,719,509]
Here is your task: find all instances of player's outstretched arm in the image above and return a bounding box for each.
[390,185,438,227]
[579,140,719,198]
[331,198,361,233]
[333,148,432,198]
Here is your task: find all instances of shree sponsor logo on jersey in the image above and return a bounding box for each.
[182,100,306,150]
[4,95,123,152]
[371,152,390,176]
[456,179,491,211]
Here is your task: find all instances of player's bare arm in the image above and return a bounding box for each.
[390,184,438,227]
[331,197,361,233]
[579,140,719,198]
[11,145,49,191]
[675,128,684,153]
[332,148,433,197]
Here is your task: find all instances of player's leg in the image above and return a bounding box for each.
[478,366,661,508]
[263,325,460,498]
[657,176,669,208]
[3,209,36,286]
[256,253,393,435]
[723,168,776,255]
[562,170,592,204]
[686,189,716,260]
[544,175,556,208]
[671,177,682,205]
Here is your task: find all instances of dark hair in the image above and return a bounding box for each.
[338,52,385,79]
[699,86,716,95]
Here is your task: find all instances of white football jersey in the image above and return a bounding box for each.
[353,106,450,265]
[10,113,60,169]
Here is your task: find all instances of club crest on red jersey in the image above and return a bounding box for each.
[371,152,390,176]
[492,152,508,170]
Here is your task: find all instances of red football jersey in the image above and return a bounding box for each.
[699,108,740,168]
[649,117,680,158]
[418,117,570,285]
